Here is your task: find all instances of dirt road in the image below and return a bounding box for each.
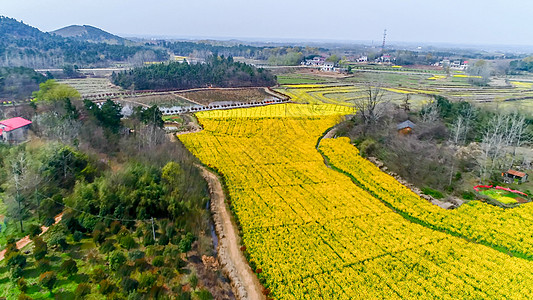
[0,213,63,261]
[199,166,265,300]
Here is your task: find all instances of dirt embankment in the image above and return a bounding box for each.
[199,166,265,300]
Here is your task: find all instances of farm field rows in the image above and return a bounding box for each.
[277,72,533,114]
[179,104,533,299]
[320,138,533,258]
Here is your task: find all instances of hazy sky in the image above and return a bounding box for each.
[2,0,533,46]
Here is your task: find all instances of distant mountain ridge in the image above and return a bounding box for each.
[0,16,168,68]
[51,25,129,45]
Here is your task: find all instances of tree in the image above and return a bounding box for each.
[109,251,127,271]
[84,99,123,133]
[33,236,48,260]
[477,112,527,182]
[58,259,78,277]
[467,60,491,86]
[39,271,57,293]
[352,86,390,134]
[32,79,80,103]
[7,152,32,231]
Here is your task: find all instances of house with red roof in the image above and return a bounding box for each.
[503,169,529,184]
[0,117,32,143]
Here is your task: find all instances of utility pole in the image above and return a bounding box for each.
[151,217,156,241]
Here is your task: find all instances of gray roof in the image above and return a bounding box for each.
[397,120,416,130]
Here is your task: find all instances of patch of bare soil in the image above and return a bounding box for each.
[179,88,276,105]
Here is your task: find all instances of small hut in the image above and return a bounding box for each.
[397,120,415,135]
[503,169,529,184]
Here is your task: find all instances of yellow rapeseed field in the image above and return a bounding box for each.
[179,104,533,299]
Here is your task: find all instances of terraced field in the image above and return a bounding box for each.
[277,72,533,115]
[179,104,533,299]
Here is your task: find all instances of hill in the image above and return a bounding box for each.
[51,24,129,45]
[0,16,168,68]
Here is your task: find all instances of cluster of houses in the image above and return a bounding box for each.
[301,57,346,73]
[433,59,469,70]
[0,117,32,144]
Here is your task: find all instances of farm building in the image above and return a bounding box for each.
[503,169,529,184]
[302,56,326,66]
[0,117,32,144]
[321,62,335,72]
[397,120,415,134]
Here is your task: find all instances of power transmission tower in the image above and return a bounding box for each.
[381,29,387,55]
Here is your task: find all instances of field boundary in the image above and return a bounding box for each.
[198,165,265,300]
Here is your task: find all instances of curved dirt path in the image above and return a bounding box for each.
[199,166,265,300]
[0,213,63,261]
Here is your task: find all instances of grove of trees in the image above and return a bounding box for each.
[112,55,277,90]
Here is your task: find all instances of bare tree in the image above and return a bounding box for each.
[478,112,527,182]
[352,86,390,134]
[420,98,440,124]
[33,112,81,145]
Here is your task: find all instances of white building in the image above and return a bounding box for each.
[321,62,335,72]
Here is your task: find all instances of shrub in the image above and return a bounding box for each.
[109,251,126,271]
[195,289,214,300]
[86,249,100,265]
[152,256,164,267]
[62,212,81,233]
[99,240,116,254]
[189,273,198,290]
[17,277,27,292]
[28,224,42,237]
[43,217,55,227]
[165,223,176,237]
[79,215,98,231]
[134,258,150,272]
[99,279,115,295]
[421,187,444,199]
[59,259,78,277]
[7,253,27,269]
[117,264,133,278]
[120,235,136,250]
[121,277,139,293]
[178,232,195,253]
[138,272,157,290]
[33,236,47,260]
[48,229,68,250]
[91,266,107,281]
[75,283,92,299]
[110,221,122,234]
[92,229,105,245]
[10,266,23,281]
[73,231,84,242]
[128,249,145,261]
[18,294,32,300]
[39,271,57,292]
[36,258,51,272]
[462,191,476,200]
[158,234,169,246]
[143,230,155,246]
